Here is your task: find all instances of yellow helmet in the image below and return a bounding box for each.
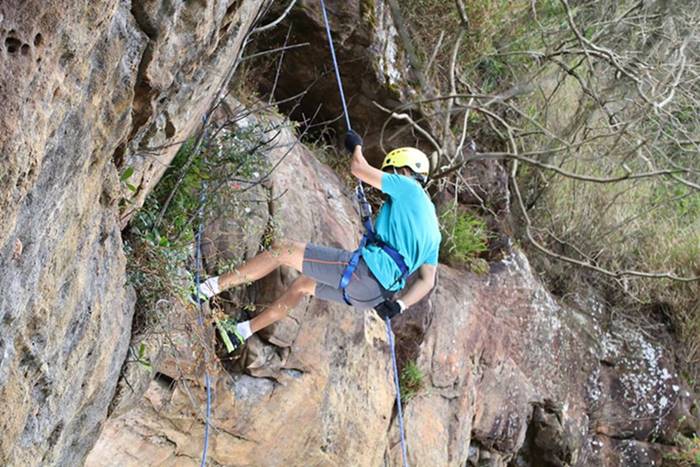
[381,147,430,177]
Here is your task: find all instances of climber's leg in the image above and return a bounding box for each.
[216,275,315,353]
[216,240,305,291]
[249,275,316,333]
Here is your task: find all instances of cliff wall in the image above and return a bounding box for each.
[0,1,695,466]
[0,1,262,464]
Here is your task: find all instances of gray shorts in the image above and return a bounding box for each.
[302,243,390,310]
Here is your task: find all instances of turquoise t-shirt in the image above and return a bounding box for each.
[361,173,441,291]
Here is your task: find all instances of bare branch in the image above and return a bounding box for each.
[454,0,469,31]
[425,31,445,76]
[373,101,443,160]
[251,0,298,34]
[443,33,465,151]
[269,25,293,104]
[241,42,309,62]
[511,161,700,282]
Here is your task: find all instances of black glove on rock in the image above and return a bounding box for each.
[344,130,363,153]
[374,300,403,320]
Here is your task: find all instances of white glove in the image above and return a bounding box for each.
[199,276,221,299]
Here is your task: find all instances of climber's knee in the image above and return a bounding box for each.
[271,240,305,271]
[291,275,316,296]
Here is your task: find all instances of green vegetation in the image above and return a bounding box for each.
[120,166,138,193]
[439,207,489,273]
[399,360,425,403]
[128,342,153,371]
[666,434,700,466]
[400,0,700,394]
[124,120,273,330]
[400,0,534,86]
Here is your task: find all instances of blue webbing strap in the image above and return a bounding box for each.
[381,245,409,278]
[339,232,409,306]
[339,248,363,305]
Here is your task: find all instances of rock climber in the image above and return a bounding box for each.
[193,131,441,353]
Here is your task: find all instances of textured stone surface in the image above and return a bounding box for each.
[0,0,263,464]
[116,0,263,223]
[87,105,696,466]
[252,0,434,165]
[0,2,142,464]
[391,254,696,466]
[3,0,695,463]
[87,111,395,466]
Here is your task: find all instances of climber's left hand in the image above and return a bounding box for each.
[374,299,406,320]
[344,130,363,154]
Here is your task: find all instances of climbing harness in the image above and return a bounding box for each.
[319,1,409,465]
[338,195,409,306]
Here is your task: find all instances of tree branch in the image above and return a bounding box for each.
[251,0,297,34]
[511,161,700,282]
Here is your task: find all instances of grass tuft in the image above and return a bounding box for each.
[399,360,425,403]
[439,207,489,272]
[666,434,700,466]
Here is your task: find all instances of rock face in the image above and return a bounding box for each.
[87,109,396,466]
[117,0,263,221]
[252,0,432,164]
[393,255,694,466]
[86,106,695,466]
[2,0,696,465]
[0,0,262,465]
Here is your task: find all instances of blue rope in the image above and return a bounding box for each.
[319,1,409,465]
[319,0,352,131]
[386,318,409,467]
[193,129,212,467]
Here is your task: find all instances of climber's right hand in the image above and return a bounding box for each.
[344,130,363,154]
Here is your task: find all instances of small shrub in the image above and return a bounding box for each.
[124,201,191,331]
[666,434,700,466]
[124,120,273,329]
[399,360,424,403]
[439,207,489,271]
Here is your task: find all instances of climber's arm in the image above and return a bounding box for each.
[398,264,437,308]
[350,146,384,190]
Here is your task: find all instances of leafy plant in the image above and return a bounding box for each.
[120,166,138,193]
[124,120,274,331]
[130,342,153,371]
[399,360,425,403]
[439,207,489,270]
[666,434,700,466]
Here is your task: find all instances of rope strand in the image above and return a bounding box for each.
[319,0,352,131]
[386,318,409,467]
[194,126,212,467]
